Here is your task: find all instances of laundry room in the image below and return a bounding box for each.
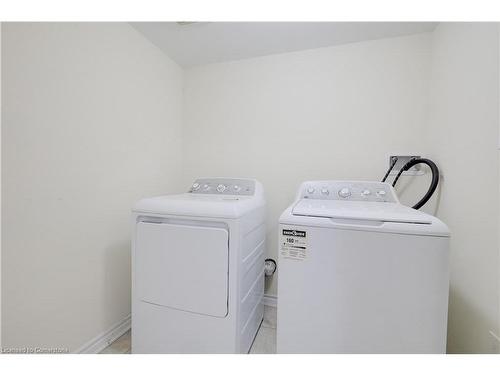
[1,2,500,370]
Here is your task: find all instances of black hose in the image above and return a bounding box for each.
[391,158,439,210]
[381,157,398,183]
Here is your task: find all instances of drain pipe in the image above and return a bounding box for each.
[264,259,277,277]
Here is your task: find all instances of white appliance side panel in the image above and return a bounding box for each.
[277,225,450,353]
[136,221,229,317]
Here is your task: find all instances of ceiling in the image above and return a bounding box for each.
[131,22,438,68]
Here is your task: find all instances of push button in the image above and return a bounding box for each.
[361,189,371,197]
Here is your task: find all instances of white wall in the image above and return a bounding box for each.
[183,33,433,295]
[2,22,499,354]
[427,23,500,353]
[1,23,184,351]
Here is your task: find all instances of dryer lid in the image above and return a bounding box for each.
[133,177,265,219]
[292,199,432,224]
[133,193,263,219]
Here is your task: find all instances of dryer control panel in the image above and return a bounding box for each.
[188,178,256,196]
[298,181,398,203]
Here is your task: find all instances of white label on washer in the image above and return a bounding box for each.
[280,228,307,260]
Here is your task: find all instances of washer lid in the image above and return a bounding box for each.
[288,199,449,237]
[292,199,432,224]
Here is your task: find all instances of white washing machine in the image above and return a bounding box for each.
[132,178,266,353]
[277,180,450,353]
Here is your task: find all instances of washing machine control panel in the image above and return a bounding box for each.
[189,178,256,196]
[300,181,397,203]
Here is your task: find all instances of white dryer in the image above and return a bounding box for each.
[277,180,450,353]
[132,178,266,353]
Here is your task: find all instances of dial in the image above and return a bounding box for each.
[377,190,387,197]
[321,188,329,195]
[338,187,351,198]
[192,182,200,191]
[216,184,227,193]
[202,184,211,191]
[233,185,241,192]
[307,187,315,194]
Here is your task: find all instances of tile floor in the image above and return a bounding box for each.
[249,306,277,354]
[99,306,277,354]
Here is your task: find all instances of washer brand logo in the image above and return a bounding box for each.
[283,229,306,237]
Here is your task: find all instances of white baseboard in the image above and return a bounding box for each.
[75,314,131,354]
[263,294,277,307]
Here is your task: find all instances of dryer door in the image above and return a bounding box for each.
[136,221,229,317]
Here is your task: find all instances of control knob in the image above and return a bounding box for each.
[216,184,227,193]
[192,182,200,191]
[338,187,351,198]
